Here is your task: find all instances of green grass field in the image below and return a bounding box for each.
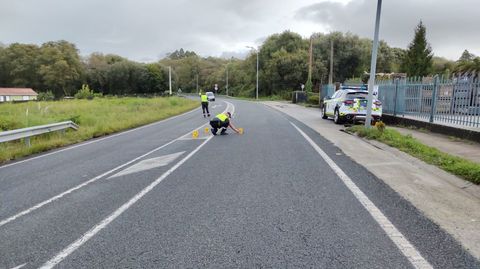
[0,97,198,163]
[347,125,480,185]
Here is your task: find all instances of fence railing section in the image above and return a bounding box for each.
[377,77,480,128]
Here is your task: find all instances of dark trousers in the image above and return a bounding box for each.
[210,118,228,134]
[201,102,209,115]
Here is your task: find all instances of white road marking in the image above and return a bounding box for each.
[0,101,232,228]
[0,107,199,170]
[39,101,236,269]
[9,263,27,269]
[108,151,185,179]
[290,122,433,269]
[0,124,201,228]
[39,134,214,269]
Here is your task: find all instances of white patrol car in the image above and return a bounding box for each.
[321,86,382,124]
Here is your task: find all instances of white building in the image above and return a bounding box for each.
[0,88,38,102]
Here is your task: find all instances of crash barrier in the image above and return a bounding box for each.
[0,121,79,147]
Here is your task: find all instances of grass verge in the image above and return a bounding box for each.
[346,125,480,184]
[0,97,198,163]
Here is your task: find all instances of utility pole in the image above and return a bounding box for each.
[329,39,334,85]
[365,0,383,127]
[308,37,313,88]
[168,66,172,95]
[226,65,229,96]
[246,46,259,100]
[196,74,199,94]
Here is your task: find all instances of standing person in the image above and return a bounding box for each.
[209,112,240,135]
[200,92,210,118]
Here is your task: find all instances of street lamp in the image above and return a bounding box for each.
[168,66,172,96]
[246,46,259,100]
[365,0,382,127]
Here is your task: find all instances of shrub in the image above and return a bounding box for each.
[74,84,95,100]
[375,121,386,133]
[37,91,55,101]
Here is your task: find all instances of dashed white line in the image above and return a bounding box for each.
[290,122,433,269]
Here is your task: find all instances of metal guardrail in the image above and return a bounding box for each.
[0,121,79,147]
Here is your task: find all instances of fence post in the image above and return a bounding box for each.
[429,75,439,123]
[393,78,399,116]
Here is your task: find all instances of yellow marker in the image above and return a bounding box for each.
[204,127,209,134]
[238,128,244,135]
[192,130,199,139]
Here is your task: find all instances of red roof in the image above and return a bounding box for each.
[0,88,38,96]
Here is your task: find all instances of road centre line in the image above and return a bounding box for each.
[39,136,213,269]
[40,102,235,268]
[0,101,232,228]
[0,105,205,170]
[290,122,433,269]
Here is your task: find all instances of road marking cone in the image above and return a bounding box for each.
[192,130,199,139]
[204,127,209,134]
[238,128,244,135]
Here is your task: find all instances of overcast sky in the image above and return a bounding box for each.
[1,0,478,62]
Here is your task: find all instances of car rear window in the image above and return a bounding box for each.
[346,92,368,99]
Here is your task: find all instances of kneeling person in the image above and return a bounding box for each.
[210,112,240,135]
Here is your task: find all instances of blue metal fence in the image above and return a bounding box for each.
[377,77,480,128]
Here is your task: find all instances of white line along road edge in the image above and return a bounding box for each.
[39,101,236,268]
[0,101,232,228]
[290,122,433,269]
[39,136,213,269]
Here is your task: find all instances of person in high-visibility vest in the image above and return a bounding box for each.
[209,112,240,135]
[200,92,210,118]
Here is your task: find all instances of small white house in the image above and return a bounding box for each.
[0,88,38,102]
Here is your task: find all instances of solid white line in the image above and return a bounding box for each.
[0,107,200,170]
[0,101,232,228]
[9,263,27,269]
[290,122,433,269]
[39,135,214,269]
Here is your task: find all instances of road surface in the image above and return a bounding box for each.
[0,98,478,268]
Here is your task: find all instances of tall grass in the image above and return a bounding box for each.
[347,125,480,184]
[0,97,198,163]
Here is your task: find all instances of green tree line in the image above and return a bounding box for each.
[1,23,478,99]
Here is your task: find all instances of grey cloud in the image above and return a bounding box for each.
[296,0,480,59]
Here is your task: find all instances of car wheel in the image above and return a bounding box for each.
[334,109,343,124]
[322,106,328,119]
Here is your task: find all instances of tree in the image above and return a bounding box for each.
[37,41,83,97]
[458,50,475,62]
[401,21,433,77]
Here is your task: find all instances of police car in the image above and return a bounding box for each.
[321,86,382,124]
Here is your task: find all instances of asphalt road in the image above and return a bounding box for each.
[0,98,478,269]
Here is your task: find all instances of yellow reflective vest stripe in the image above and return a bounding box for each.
[201,95,208,102]
[216,113,228,122]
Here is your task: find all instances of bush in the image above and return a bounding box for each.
[37,91,55,101]
[308,94,319,105]
[375,121,386,133]
[74,84,95,100]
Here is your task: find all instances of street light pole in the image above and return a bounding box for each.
[246,46,259,100]
[226,65,229,96]
[168,66,172,96]
[256,51,259,100]
[365,0,382,127]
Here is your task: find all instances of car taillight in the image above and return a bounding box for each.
[343,100,354,106]
[374,101,382,106]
